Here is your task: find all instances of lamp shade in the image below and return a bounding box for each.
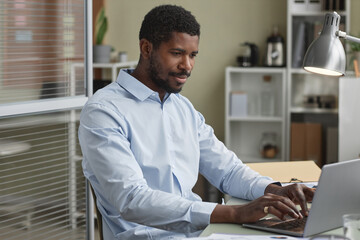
[303,12,346,76]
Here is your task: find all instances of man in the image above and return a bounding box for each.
[79,5,314,239]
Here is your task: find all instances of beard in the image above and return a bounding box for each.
[148,53,190,94]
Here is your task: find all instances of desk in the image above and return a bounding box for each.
[201,161,342,237]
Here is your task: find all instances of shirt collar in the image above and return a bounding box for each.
[116,69,155,101]
[117,69,172,102]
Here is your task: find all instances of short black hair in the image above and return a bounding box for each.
[139,5,200,49]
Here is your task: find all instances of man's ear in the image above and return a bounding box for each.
[139,39,153,59]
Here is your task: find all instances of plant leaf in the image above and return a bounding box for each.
[95,7,108,45]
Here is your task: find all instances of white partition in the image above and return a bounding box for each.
[339,77,360,161]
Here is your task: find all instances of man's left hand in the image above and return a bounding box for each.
[264,183,315,216]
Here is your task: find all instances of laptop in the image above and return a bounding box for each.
[243,159,360,237]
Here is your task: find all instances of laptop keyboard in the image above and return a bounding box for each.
[268,216,308,231]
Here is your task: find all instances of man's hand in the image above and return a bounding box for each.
[264,183,315,217]
[211,192,302,224]
[210,183,315,224]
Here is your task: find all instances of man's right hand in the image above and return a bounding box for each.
[210,193,302,224]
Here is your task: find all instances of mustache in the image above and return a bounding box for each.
[169,71,191,78]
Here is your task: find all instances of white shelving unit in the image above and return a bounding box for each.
[93,60,138,82]
[71,60,138,85]
[225,67,286,163]
[286,0,351,163]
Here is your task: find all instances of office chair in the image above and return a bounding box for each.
[90,185,103,240]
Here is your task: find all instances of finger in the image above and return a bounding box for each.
[272,197,302,219]
[281,194,302,214]
[264,192,299,213]
[283,184,308,216]
[304,186,316,201]
[267,206,286,221]
[296,193,308,215]
[263,193,302,219]
[292,185,311,215]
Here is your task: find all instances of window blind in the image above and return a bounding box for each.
[0,111,86,239]
[0,0,86,104]
[0,0,91,239]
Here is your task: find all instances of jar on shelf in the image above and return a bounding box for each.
[260,132,278,159]
[118,51,128,62]
[260,75,275,116]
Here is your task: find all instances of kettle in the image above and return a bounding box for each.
[237,42,259,67]
[265,27,285,67]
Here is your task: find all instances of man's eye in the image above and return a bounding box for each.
[190,53,197,58]
[171,52,181,56]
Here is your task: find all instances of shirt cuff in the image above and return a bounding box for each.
[190,201,218,229]
[252,178,277,199]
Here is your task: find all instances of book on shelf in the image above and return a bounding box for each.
[292,20,306,68]
[322,0,345,11]
[230,91,247,117]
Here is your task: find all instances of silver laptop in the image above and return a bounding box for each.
[243,159,360,237]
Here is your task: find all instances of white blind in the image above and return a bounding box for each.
[0,0,90,239]
[0,111,86,239]
[0,0,86,104]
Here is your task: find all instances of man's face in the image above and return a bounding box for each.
[148,32,199,95]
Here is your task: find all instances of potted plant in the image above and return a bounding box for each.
[348,33,360,71]
[93,7,112,63]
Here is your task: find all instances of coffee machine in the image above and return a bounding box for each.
[265,26,285,67]
[237,42,259,67]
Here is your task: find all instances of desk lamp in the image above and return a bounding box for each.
[303,11,360,76]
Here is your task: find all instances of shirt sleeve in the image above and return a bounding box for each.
[79,103,217,233]
[196,111,275,200]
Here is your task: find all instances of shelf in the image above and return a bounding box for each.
[228,116,283,122]
[290,68,311,74]
[93,60,138,69]
[72,155,83,162]
[290,11,348,17]
[0,111,81,129]
[227,66,286,74]
[289,68,351,75]
[291,107,338,114]
[0,140,31,156]
[72,60,138,84]
[290,68,351,75]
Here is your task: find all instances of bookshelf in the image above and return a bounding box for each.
[286,0,351,165]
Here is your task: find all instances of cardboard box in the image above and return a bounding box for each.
[247,160,321,183]
[326,127,338,164]
[290,123,322,166]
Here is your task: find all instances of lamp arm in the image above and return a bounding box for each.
[337,30,360,44]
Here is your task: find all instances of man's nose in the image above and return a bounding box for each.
[179,56,193,71]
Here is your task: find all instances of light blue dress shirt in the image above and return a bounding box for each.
[79,69,274,239]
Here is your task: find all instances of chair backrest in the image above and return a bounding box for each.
[90,185,103,240]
